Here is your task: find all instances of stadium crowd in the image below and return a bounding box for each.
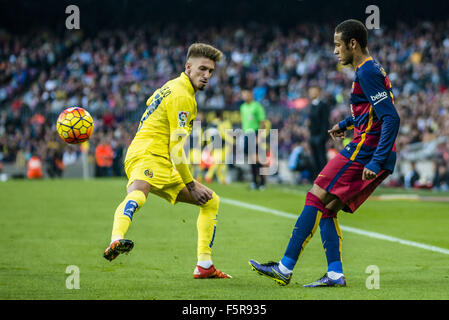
[1,21,449,189]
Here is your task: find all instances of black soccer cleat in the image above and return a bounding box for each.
[303,273,347,287]
[249,259,292,286]
[103,239,134,261]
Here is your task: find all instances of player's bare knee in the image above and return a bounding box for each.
[128,180,151,198]
[325,198,345,212]
[309,184,328,202]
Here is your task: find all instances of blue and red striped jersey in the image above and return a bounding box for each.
[338,57,400,174]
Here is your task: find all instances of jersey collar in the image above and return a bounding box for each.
[181,72,195,95]
[356,56,373,69]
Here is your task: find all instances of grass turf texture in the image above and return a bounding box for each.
[1,178,448,300]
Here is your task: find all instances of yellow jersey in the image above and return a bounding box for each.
[125,72,197,184]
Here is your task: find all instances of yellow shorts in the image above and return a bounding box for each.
[125,153,185,204]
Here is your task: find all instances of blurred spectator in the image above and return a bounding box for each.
[110,135,125,177]
[63,147,78,166]
[26,154,43,179]
[287,142,313,184]
[204,110,233,184]
[46,149,64,178]
[307,85,330,180]
[404,161,420,189]
[95,137,114,177]
[433,161,449,191]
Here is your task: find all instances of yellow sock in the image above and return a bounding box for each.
[111,190,147,242]
[197,192,219,262]
[216,164,227,184]
[205,164,217,182]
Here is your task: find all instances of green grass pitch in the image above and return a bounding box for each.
[1,178,448,300]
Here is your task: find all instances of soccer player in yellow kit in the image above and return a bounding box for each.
[204,111,233,184]
[103,43,231,279]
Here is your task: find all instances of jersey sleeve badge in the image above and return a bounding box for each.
[178,111,189,127]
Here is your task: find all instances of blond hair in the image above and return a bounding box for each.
[186,43,223,63]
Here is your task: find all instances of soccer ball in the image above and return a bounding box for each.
[56,107,94,144]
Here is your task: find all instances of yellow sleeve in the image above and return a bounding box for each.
[167,95,195,184]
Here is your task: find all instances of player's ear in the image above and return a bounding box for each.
[185,61,192,75]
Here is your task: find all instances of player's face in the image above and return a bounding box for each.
[241,90,253,103]
[185,57,215,91]
[333,32,353,65]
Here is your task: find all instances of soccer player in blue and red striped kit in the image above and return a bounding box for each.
[249,19,400,287]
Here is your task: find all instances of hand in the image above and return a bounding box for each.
[186,180,213,205]
[362,167,377,180]
[328,124,345,141]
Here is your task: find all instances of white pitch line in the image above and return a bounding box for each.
[376,194,420,200]
[221,197,449,256]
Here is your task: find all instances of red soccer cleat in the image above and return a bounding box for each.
[193,265,232,279]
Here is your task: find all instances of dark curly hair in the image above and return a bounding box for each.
[335,19,368,52]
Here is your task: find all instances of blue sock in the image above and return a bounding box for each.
[320,217,343,274]
[280,193,324,271]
